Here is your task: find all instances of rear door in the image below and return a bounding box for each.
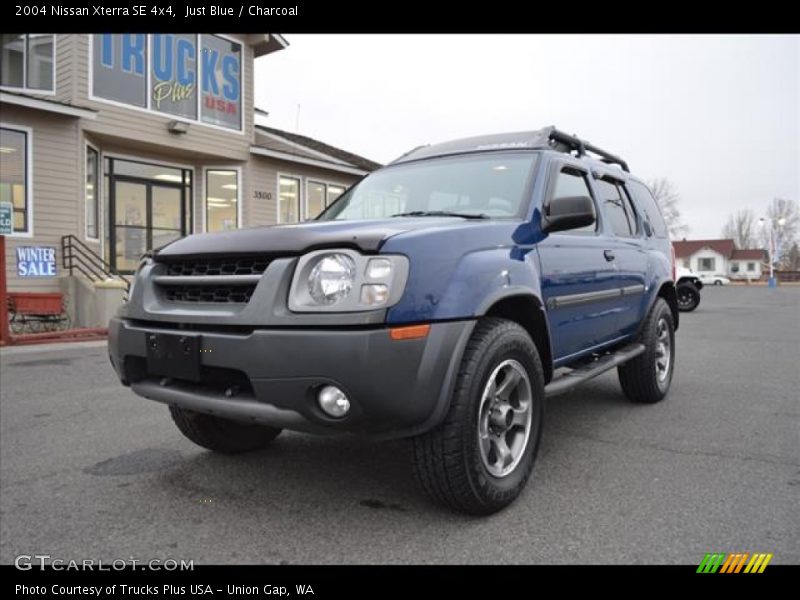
[537,160,625,363]
[590,176,648,337]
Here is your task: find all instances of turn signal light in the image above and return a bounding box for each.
[389,324,431,341]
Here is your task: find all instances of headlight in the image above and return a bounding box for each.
[289,249,409,312]
[308,253,356,305]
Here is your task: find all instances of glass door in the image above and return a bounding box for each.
[108,158,192,273]
[113,181,148,273]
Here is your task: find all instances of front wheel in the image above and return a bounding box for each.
[618,298,675,404]
[412,317,545,515]
[676,282,700,312]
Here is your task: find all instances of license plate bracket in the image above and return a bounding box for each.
[146,333,201,382]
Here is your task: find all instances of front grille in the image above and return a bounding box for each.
[162,284,256,304]
[165,257,271,277]
[155,255,271,304]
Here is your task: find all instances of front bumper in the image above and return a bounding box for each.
[108,317,474,440]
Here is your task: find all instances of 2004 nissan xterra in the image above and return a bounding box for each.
[109,127,678,515]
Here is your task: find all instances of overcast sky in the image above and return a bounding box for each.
[254,35,799,239]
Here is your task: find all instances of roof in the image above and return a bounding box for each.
[254,125,382,172]
[390,125,630,172]
[673,239,768,261]
[673,239,737,259]
[0,90,97,119]
[731,248,767,261]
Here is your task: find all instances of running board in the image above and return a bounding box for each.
[545,343,645,398]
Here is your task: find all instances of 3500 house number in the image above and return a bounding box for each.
[253,191,272,200]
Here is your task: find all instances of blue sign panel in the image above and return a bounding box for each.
[16,246,57,277]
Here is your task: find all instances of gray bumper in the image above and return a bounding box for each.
[108,318,474,440]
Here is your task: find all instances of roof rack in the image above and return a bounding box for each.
[548,128,629,172]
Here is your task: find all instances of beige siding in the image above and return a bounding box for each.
[248,155,359,227]
[54,34,76,103]
[74,34,253,162]
[2,105,80,292]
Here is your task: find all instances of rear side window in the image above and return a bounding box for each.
[628,180,668,238]
[595,178,636,237]
[550,167,597,233]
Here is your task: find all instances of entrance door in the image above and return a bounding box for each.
[112,179,186,272]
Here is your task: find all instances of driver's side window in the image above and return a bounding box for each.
[551,167,598,234]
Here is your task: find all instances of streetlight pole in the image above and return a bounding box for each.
[759,216,787,288]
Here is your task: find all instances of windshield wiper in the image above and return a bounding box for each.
[391,210,489,220]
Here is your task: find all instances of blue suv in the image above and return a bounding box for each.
[109,127,678,515]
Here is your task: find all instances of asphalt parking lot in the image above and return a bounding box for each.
[1,286,798,565]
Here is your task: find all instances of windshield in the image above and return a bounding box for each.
[319,152,538,221]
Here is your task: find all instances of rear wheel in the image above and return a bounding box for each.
[676,281,700,312]
[412,317,545,515]
[169,406,282,454]
[618,298,675,404]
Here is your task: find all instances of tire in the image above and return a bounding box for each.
[169,405,282,454]
[618,298,675,404]
[714,280,722,286]
[412,317,545,515]
[676,281,700,312]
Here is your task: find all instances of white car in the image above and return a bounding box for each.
[698,273,731,286]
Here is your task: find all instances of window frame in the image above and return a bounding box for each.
[698,257,716,272]
[88,33,244,134]
[545,163,600,235]
[594,176,638,238]
[0,123,34,238]
[305,178,348,221]
[85,142,100,241]
[202,166,241,233]
[277,173,302,224]
[0,34,56,95]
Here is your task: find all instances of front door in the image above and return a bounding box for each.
[537,162,624,363]
[109,160,190,273]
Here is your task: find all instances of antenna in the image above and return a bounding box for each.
[295,104,300,133]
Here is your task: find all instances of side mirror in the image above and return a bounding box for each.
[542,195,596,233]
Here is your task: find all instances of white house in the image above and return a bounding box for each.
[673,239,767,281]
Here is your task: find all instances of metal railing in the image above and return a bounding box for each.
[61,235,130,291]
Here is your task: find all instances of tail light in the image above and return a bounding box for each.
[670,245,676,281]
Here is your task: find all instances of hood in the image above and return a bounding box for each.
[154,218,486,259]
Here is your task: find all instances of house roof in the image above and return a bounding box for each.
[255,125,382,172]
[673,239,736,259]
[0,90,97,119]
[731,248,767,261]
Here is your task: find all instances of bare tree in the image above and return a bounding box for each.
[648,178,689,238]
[721,209,757,248]
[759,198,799,268]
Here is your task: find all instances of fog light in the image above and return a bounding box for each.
[318,385,350,418]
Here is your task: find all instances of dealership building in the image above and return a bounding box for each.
[0,33,379,327]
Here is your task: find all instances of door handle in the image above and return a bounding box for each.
[603,250,615,262]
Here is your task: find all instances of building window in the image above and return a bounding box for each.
[682,259,690,268]
[86,146,99,239]
[327,184,345,207]
[747,262,756,272]
[278,176,300,223]
[306,181,346,220]
[205,170,238,232]
[0,126,30,234]
[1,34,54,92]
[698,257,715,271]
[92,34,242,130]
[730,262,740,273]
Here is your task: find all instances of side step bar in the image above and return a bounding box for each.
[545,343,645,398]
